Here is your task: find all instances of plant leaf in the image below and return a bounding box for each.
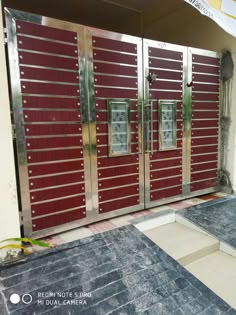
[1,238,50,248]
[0,244,31,255]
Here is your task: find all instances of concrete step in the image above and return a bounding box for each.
[186,250,236,309]
[143,222,219,266]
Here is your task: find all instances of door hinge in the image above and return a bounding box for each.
[12,124,16,140]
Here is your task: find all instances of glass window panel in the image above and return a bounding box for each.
[159,100,177,151]
[108,98,131,156]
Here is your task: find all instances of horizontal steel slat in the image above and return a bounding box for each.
[16,20,77,44]
[21,81,80,96]
[192,111,219,119]
[32,208,86,231]
[98,164,139,179]
[191,162,218,173]
[149,47,183,61]
[95,87,137,99]
[192,102,219,111]
[99,184,139,202]
[192,54,220,66]
[149,91,182,100]
[151,176,182,190]
[151,158,182,170]
[191,145,218,155]
[27,148,83,164]
[149,58,182,71]
[192,92,219,102]
[22,96,80,109]
[93,36,137,53]
[26,136,82,150]
[95,99,137,111]
[151,186,182,201]
[151,167,182,180]
[191,137,218,146]
[191,170,217,182]
[150,149,182,161]
[29,171,84,190]
[191,179,217,192]
[94,62,137,76]
[192,83,219,93]
[20,66,79,84]
[98,155,139,168]
[150,80,182,91]
[28,160,84,177]
[193,64,220,75]
[17,35,78,57]
[25,124,82,136]
[96,122,138,134]
[99,196,139,213]
[192,120,219,128]
[192,73,219,84]
[192,129,218,137]
[93,49,137,65]
[94,74,137,88]
[98,174,139,190]
[149,68,182,81]
[31,195,85,217]
[23,110,81,122]
[191,153,218,164]
[19,51,79,70]
[30,183,85,203]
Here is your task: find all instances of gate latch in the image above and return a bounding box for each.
[146,73,157,83]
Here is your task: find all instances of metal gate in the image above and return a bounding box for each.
[5,8,220,238]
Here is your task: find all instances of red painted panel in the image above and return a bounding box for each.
[192,73,219,84]
[32,195,85,217]
[151,158,182,170]
[95,87,137,99]
[192,93,219,102]
[17,36,78,57]
[97,144,138,156]
[22,96,80,109]
[192,83,219,93]
[99,175,138,190]
[191,153,218,164]
[95,99,137,111]
[32,208,86,231]
[191,170,217,182]
[149,58,182,71]
[193,55,220,66]
[26,136,82,150]
[149,47,182,60]
[96,111,138,122]
[98,155,138,168]
[23,110,81,122]
[150,149,182,161]
[192,129,218,137]
[151,186,182,201]
[93,36,137,53]
[192,163,217,173]
[16,21,77,44]
[25,124,82,136]
[191,179,217,192]
[99,196,139,213]
[27,149,83,164]
[150,91,182,100]
[192,102,219,111]
[99,184,139,202]
[30,171,84,190]
[149,80,182,91]
[192,137,218,146]
[21,81,80,96]
[96,122,138,134]
[193,64,220,75]
[191,145,218,155]
[192,111,219,119]
[94,62,137,76]
[30,183,84,203]
[192,120,218,128]
[149,68,182,81]
[151,176,182,190]
[94,75,137,88]
[151,167,182,180]
[20,66,79,84]
[94,49,137,65]
[28,161,84,177]
[19,51,78,70]
[98,164,138,179]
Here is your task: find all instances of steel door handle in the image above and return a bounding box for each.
[145,101,154,154]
